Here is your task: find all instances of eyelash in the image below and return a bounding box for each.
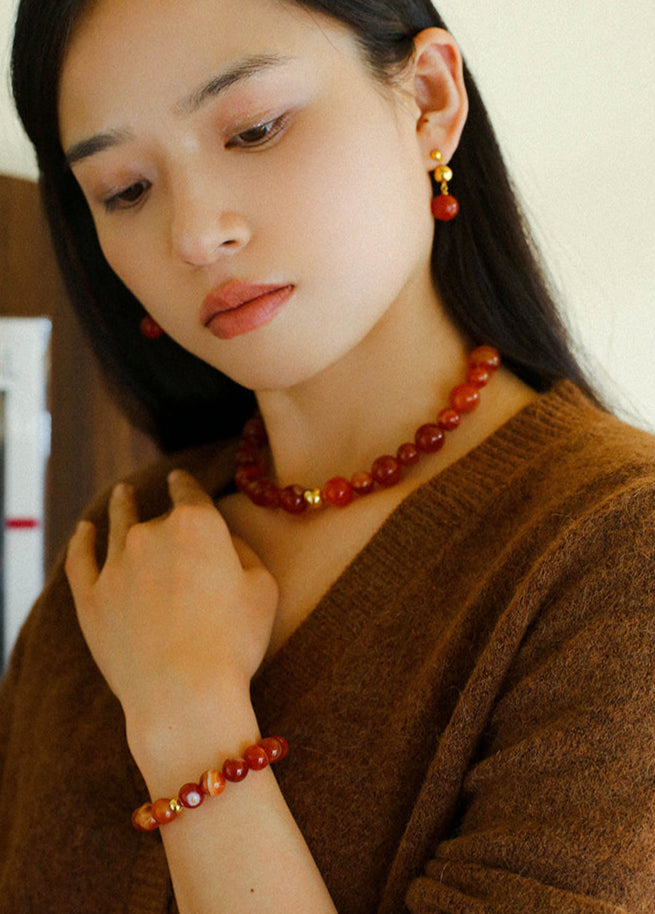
[102,113,290,213]
[225,112,290,149]
[103,180,150,213]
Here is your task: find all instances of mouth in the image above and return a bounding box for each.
[200,281,295,340]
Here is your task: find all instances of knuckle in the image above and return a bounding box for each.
[64,550,75,578]
[123,521,149,554]
[170,502,215,535]
[65,524,88,575]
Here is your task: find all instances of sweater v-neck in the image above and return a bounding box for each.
[250,380,592,712]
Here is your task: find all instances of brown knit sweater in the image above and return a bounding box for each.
[1,382,655,913]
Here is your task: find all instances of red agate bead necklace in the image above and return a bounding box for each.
[235,346,501,514]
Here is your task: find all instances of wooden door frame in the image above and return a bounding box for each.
[0,174,157,569]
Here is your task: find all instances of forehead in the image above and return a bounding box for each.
[61,0,349,91]
[58,0,356,138]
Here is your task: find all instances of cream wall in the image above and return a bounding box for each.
[436,1,655,429]
[2,0,654,428]
[0,0,34,178]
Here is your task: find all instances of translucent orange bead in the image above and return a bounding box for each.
[246,479,280,508]
[259,736,287,763]
[131,802,159,831]
[371,455,401,487]
[467,365,491,388]
[273,736,289,760]
[469,345,501,371]
[431,194,459,221]
[222,758,249,782]
[235,465,261,491]
[279,485,308,514]
[152,798,180,825]
[235,442,263,468]
[139,315,165,340]
[350,471,375,495]
[241,415,267,446]
[244,744,270,771]
[178,782,204,809]
[200,769,226,797]
[437,408,461,431]
[450,383,480,414]
[323,476,354,507]
[415,424,445,453]
[397,442,419,466]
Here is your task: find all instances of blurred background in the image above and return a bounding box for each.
[0,0,654,662]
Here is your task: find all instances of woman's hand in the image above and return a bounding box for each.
[66,470,337,913]
[65,470,279,767]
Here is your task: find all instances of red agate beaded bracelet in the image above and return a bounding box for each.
[131,736,289,831]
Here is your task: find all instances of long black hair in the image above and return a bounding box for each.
[11,0,600,452]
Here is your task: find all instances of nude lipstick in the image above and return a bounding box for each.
[200,280,295,340]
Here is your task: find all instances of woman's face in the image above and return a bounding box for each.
[59,0,438,391]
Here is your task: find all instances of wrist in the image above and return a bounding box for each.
[132,736,289,832]
[125,680,259,798]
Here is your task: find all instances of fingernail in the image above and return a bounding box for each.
[112,483,131,499]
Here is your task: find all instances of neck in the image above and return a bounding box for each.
[254,289,472,489]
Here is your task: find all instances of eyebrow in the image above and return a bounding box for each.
[64,53,293,167]
[176,53,291,115]
[64,128,134,167]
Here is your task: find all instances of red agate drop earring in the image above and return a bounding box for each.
[139,315,165,339]
[430,150,459,222]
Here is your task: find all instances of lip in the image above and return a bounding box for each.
[200,280,295,340]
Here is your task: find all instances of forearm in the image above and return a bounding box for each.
[65,476,334,910]
[160,765,336,913]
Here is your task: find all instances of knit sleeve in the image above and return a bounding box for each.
[406,484,655,913]
[0,603,33,774]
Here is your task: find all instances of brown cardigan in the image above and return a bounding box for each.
[1,382,655,913]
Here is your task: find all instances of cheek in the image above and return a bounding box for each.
[285,132,431,294]
[97,229,134,282]
[98,225,161,309]
[273,95,431,260]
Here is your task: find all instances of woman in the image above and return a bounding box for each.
[2,0,655,911]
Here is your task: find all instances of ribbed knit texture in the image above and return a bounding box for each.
[1,382,654,913]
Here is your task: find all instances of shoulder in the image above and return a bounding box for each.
[545,381,655,485]
[492,382,655,602]
[403,381,655,562]
[480,385,655,698]
[403,381,655,659]
[517,383,655,557]
[468,380,655,534]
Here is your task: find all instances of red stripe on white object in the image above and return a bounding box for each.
[5,518,41,530]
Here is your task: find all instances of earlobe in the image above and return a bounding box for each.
[411,28,468,166]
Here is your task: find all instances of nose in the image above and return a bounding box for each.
[170,186,252,266]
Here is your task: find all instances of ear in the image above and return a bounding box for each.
[410,28,468,167]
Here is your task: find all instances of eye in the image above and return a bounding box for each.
[104,180,151,212]
[226,113,290,150]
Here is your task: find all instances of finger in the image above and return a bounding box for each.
[106,483,139,562]
[65,520,99,599]
[231,535,265,571]
[167,469,215,508]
